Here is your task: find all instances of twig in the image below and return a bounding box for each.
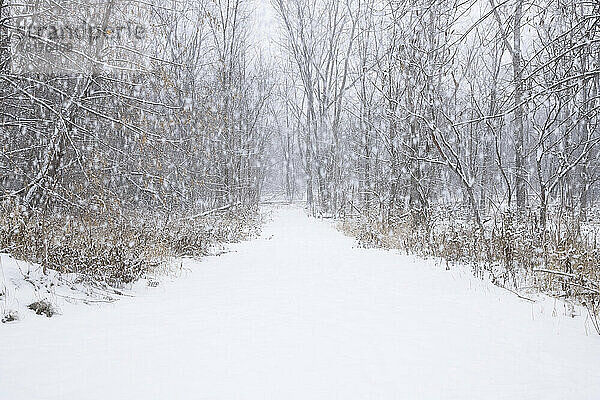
[497,284,536,302]
[54,293,117,304]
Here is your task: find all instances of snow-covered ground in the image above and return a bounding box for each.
[0,255,150,324]
[1,205,599,399]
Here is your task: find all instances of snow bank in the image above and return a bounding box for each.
[0,253,155,324]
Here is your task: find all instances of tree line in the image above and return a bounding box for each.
[273,0,600,231]
[0,0,271,216]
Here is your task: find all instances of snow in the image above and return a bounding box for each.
[0,254,143,323]
[1,205,599,399]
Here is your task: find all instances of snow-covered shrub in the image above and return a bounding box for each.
[0,199,261,287]
[1,310,19,323]
[162,208,261,257]
[338,219,386,248]
[28,300,55,317]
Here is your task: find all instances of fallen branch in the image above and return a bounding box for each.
[534,268,600,291]
[562,281,600,295]
[179,202,240,221]
[496,284,536,302]
[533,268,576,279]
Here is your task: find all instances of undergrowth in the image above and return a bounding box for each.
[339,208,600,334]
[0,199,261,287]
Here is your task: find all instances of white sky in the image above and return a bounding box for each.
[249,0,280,59]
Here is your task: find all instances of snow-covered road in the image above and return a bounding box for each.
[1,206,599,399]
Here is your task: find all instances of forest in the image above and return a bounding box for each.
[1,0,599,329]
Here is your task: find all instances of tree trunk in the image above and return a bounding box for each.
[513,0,526,214]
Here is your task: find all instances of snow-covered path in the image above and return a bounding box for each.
[1,206,599,399]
